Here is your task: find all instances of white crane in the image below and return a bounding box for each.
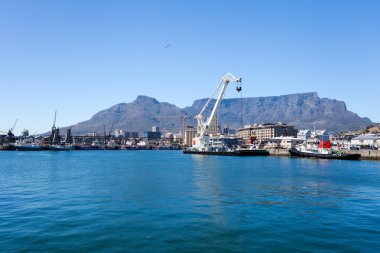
[192,73,242,150]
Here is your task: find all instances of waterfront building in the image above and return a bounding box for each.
[312,129,330,141]
[184,126,197,147]
[222,126,237,135]
[208,135,239,149]
[164,132,174,139]
[237,122,298,142]
[264,137,304,149]
[86,132,97,137]
[222,127,229,135]
[125,132,139,138]
[152,126,159,132]
[297,129,311,140]
[163,133,174,144]
[351,134,379,147]
[114,129,124,138]
[142,131,161,139]
[297,129,329,142]
[173,134,183,144]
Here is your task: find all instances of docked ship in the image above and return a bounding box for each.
[289,139,361,160]
[13,130,42,151]
[14,142,42,151]
[47,144,72,151]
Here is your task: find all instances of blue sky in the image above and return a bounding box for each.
[1,0,379,134]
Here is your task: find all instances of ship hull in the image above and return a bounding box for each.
[0,145,16,151]
[15,145,42,151]
[73,145,100,150]
[289,148,361,160]
[46,145,72,151]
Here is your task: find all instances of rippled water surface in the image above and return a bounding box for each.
[1,151,380,252]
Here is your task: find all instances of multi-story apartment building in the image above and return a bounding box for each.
[237,122,298,142]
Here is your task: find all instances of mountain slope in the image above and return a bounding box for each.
[184,92,372,132]
[69,95,185,135]
[65,92,373,135]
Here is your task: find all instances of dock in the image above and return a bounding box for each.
[183,149,270,156]
[266,149,380,160]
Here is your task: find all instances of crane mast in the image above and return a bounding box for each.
[193,73,242,150]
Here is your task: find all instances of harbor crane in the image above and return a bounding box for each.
[192,73,242,150]
[10,119,18,134]
[0,119,18,142]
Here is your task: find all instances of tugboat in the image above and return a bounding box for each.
[289,139,360,160]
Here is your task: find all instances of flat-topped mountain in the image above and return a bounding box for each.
[65,92,373,135]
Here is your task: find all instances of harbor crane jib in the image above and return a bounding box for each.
[192,73,242,150]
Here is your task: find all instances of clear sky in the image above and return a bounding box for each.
[1,0,379,134]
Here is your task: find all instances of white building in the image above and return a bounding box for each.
[313,129,330,141]
[295,129,329,142]
[114,129,124,138]
[297,129,311,140]
[264,137,304,149]
[351,134,380,147]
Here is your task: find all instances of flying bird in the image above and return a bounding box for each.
[164,44,171,48]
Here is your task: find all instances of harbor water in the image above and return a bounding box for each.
[1,151,380,252]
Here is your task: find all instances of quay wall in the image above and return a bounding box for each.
[267,149,380,160]
[346,150,380,160]
[267,149,289,156]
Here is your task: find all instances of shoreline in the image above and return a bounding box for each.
[267,149,380,160]
[1,145,379,160]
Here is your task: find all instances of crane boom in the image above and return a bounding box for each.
[11,119,18,133]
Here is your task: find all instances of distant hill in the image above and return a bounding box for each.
[367,124,380,133]
[62,92,373,135]
[66,95,185,135]
[352,124,380,135]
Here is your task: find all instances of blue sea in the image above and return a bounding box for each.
[1,151,380,252]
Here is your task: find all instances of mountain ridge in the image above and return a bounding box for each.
[60,92,373,135]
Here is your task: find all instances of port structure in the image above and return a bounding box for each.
[193,73,242,151]
[155,115,196,144]
[3,119,18,136]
